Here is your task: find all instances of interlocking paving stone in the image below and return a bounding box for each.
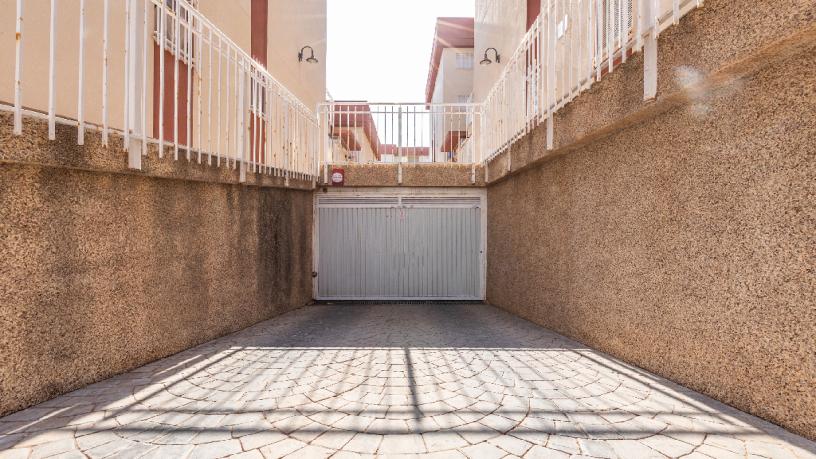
[0,304,814,458]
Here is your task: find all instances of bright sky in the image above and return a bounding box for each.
[327,0,475,102]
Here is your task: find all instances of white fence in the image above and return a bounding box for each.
[482,0,703,163]
[4,0,318,183]
[317,101,482,168]
[4,0,703,183]
[315,0,700,177]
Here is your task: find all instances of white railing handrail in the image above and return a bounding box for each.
[7,0,319,182]
[174,0,312,117]
[316,0,702,181]
[480,0,703,166]
[7,0,701,185]
[319,102,484,108]
[316,101,482,183]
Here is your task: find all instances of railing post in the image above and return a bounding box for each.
[173,2,180,160]
[643,0,659,100]
[126,0,144,170]
[546,0,556,150]
[239,61,247,183]
[397,106,403,184]
[48,0,56,140]
[158,0,166,157]
[77,0,86,145]
[636,0,644,52]
[284,106,290,187]
[13,0,23,136]
[185,3,193,162]
[319,105,327,184]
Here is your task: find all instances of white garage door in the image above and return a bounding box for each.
[315,192,485,300]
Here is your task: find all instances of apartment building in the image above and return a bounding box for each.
[327,102,431,164]
[425,17,475,162]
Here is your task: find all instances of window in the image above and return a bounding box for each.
[250,76,268,117]
[455,52,474,69]
[154,0,199,65]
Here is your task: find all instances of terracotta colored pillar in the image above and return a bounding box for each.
[251,0,268,67]
[527,0,541,30]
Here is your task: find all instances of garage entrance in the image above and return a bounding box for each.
[314,189,486,300]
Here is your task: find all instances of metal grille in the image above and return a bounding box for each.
[316,195,485,301]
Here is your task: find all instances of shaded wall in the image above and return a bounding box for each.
[485,3,815,439]
[0,121,313,417]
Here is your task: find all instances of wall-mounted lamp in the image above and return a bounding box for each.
[298,46,318,64]
[480,47,501,65]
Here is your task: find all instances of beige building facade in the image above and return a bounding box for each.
[425,18,475,162]
[473,0,529,102]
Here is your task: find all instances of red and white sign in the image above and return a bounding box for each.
[330,167,345,186]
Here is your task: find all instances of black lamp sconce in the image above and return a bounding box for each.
[480,47,501,65]
[298,46,318,64]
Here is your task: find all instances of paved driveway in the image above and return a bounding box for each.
[1,304,814,458]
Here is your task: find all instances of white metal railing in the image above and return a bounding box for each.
[5,0,319,183]
[481,0,703,163]
[317,102,483,180]
[314,0,700,181]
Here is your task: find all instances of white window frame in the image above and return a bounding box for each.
[154,0,199,66]
[455,52,474,70]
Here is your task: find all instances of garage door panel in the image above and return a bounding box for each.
[316,195,483,300]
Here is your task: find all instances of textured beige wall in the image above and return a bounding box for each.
[0,116,314,417]
[439,48,474,104]
[322,163,486,188]
[485,1,816,440]
[200,0,252,53]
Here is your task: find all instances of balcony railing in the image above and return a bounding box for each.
[5,0,318,183]
[5,0,701,184]
[317,102,483,180]
[316,0,700,183]
[482,0,703,164]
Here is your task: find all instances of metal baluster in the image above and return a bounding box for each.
[48,0,57,140]
[77,0,85,145]
[13,0,23,135]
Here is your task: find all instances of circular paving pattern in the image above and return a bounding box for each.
[1,304,815,458]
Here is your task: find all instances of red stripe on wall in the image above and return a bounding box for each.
[527,0,541,30]
[251,0,268,67]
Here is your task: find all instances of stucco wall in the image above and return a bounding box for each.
[439,48,474,104]
[267,0,327,111]
[0,117,314,417]
[322,163,485,188]
[473,0,526,103]
[485,1,816,440]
